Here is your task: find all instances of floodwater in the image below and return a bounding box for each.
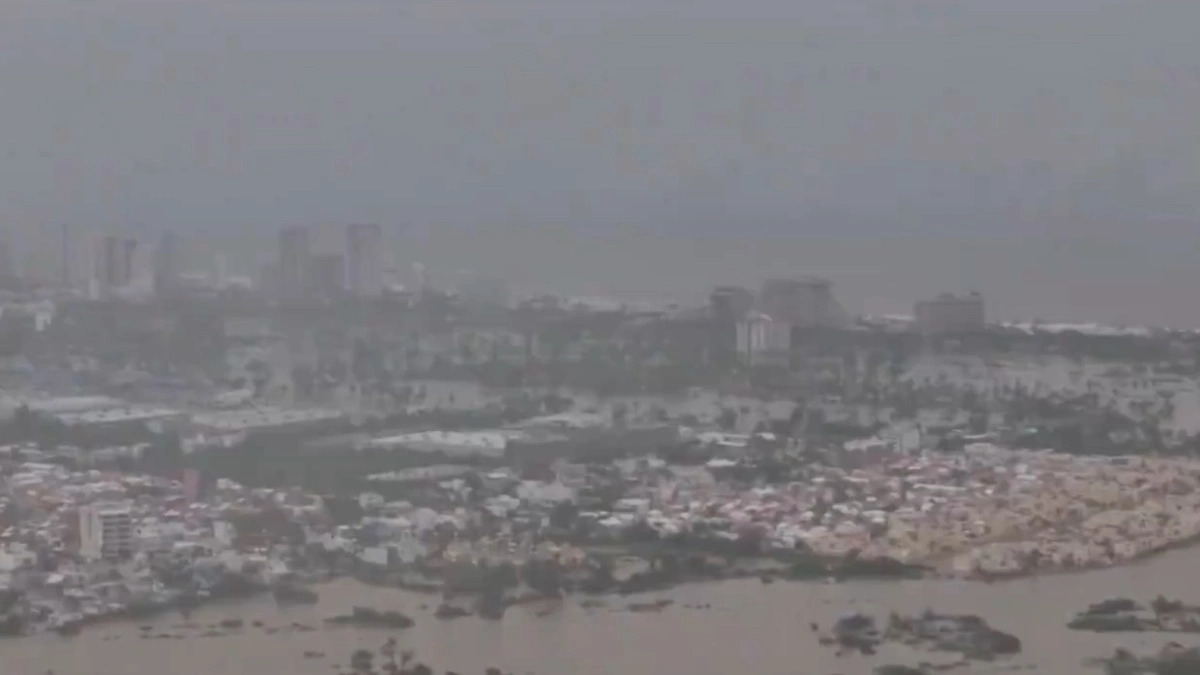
[5,549,1198,675]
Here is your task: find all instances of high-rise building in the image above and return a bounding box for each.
[310,252,346,297]
[345,223,384,297]
[121,238,136,286]
[153,231,180,296]
[278,226,311,299]
[759,276,847,329]
[710,286,755,366]
[710,286,754,321]
[92,235,136,296]
[79,502,134,561]
[736,313,792,367]
[914,292,985,335]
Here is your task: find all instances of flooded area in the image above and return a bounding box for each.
[6,548,1200,675]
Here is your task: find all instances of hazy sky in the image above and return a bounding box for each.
[1,1,1198,324]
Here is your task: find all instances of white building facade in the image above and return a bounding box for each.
[736,313,792,367]
[79,503,134,561]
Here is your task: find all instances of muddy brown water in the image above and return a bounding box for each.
[4,547,1196,675]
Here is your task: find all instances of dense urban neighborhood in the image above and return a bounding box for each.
[1,229,1200,675]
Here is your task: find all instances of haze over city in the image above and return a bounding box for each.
[8,3,1200,675]
[1,0,1198,322]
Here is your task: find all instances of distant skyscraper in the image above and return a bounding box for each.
[92,235,136,296]
[345,223,384,296]
[759,277,847,329]
[122,239,136,286]
[737,313,792,367]
[914,292,985,335]
[278,226,311,299]
[153,231,180,296]
[310,252,346,297]
[710,286,755,366]
[710,286,755,323]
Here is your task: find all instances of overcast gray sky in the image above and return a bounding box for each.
[1,0,1198,324]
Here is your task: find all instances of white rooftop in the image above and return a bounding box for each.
[368,429,524,456]
[56,407,183,427]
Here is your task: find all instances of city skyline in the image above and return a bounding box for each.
[0,3,1197,672]
[1,223,1195,329]
[0,1,1197,323]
